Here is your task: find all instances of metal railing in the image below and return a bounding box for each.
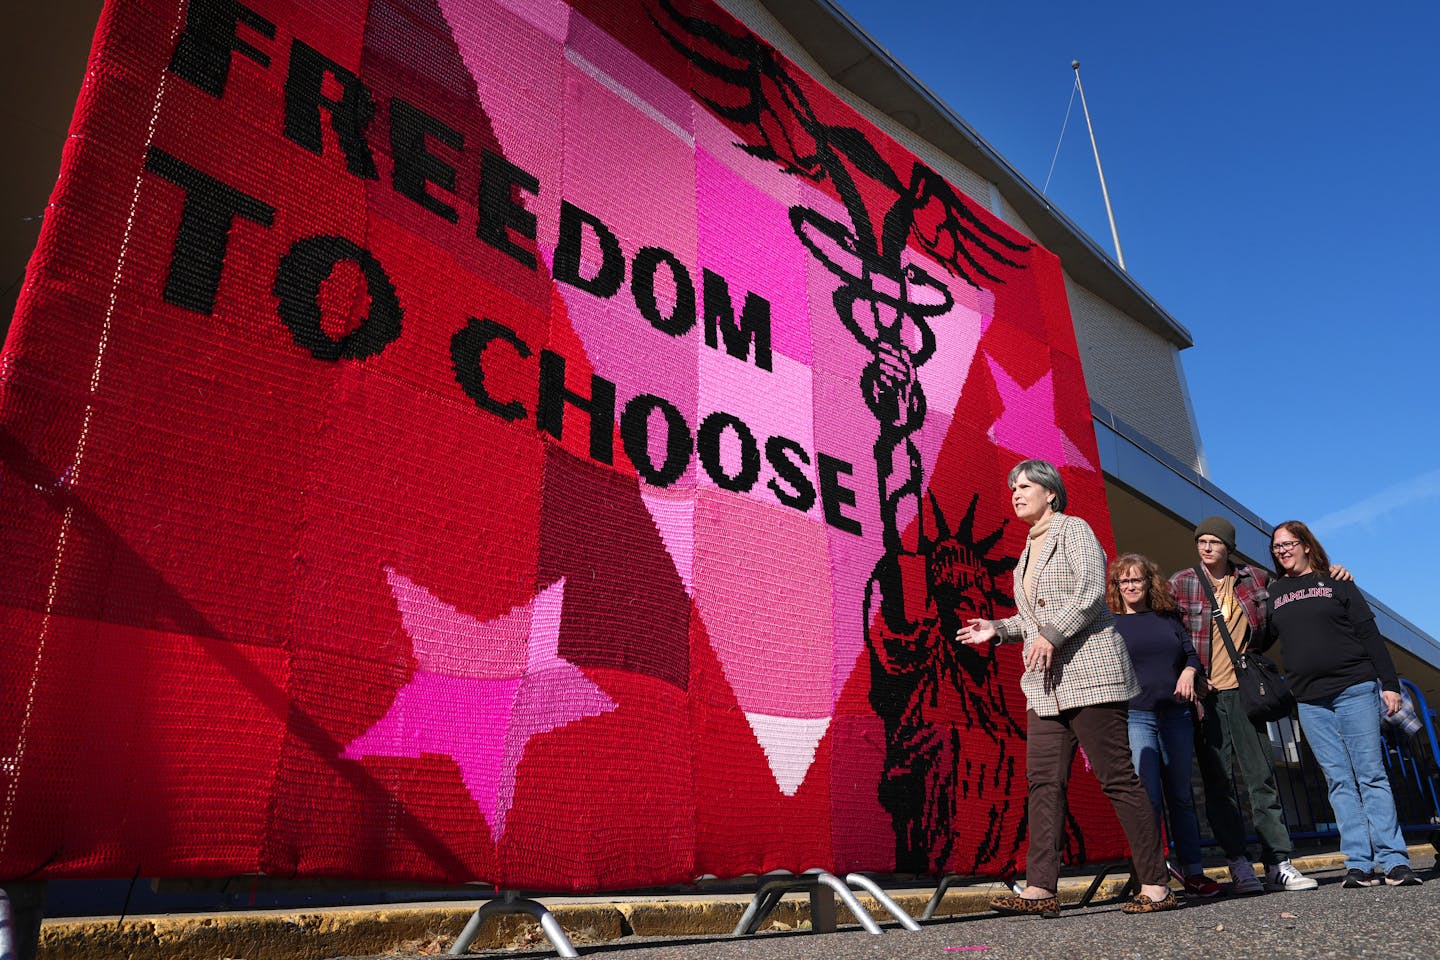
[1192,677,1440,853]
[1384,680,1440,829]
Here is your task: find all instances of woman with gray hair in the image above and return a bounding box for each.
[959,459,1176,916]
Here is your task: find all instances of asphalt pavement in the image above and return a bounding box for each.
[382,852,1439,960]
[37,848,1435,959]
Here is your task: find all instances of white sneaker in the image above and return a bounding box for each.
[1228,857,1264,895]
[1265,859,1318,891]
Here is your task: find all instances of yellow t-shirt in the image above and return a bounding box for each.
[1207,573,1249,691]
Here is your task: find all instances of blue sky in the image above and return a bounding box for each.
[835,0,1439,642]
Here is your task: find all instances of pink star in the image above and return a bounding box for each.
[342,568,616,842]
[985,356,1094,471]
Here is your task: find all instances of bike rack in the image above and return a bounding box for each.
[920,872,1024,920]
[731,870,918,937]
[843,873,921,931]
[448,891,577,958]
[1075,861,1136,908]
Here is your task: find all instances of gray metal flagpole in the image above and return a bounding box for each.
[1071,60,1126,271]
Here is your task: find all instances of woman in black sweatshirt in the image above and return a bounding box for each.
[1263,521,1423,887]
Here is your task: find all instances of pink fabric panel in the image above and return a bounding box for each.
[640,487,697,596]
[696,149,811,365]
[551,62,702,479]
[386,566,529,680]
[985,356,1095,471]
[696,348,815,512]
[693,108,801,209]
[550,262,702,486]
[800,189,871,386]
[344,672,521,838]
[562,65,697,267]
[692,490,833,718]
[568,13,695,136]
[811,369,881,703]
[484,0,571,42]
[915,406,954,504]
[825,519,880,706]
[439,0,566,249]
[908,263,986,419]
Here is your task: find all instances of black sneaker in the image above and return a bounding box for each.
[1385,865,1425,886]
[1342,868,1381,888]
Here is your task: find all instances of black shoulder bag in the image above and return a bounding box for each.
[1195,567,1295,723]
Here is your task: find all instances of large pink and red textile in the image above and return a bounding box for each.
[0,0,1123,888]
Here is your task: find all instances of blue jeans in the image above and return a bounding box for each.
[1297,680,1410,873]
[1128,705,1203,869]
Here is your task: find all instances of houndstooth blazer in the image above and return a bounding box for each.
[993,513,1140,716]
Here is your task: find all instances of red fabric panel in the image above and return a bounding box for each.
[0,0,1128,887]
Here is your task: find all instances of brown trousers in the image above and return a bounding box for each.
[1025,702,1167,890]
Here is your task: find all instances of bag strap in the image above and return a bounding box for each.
[1194,565,1245,667]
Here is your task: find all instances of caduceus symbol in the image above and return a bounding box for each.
[652,0,1048,874]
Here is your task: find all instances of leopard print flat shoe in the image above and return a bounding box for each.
[1121,890,1178,914]
[989,894,1061,919]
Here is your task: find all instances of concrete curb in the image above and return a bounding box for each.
[35,847,1421,959]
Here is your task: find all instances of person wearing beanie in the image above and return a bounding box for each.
[1168,517,1349,894]
[1193,516,1236,553]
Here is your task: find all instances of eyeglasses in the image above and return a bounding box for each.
[1272,540,1302,554]
[1196,538,1226,549]
[1116,578,1145,587]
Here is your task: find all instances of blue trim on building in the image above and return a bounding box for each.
[1092,400,1440,669]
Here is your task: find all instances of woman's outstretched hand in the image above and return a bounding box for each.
[958,618,997,646]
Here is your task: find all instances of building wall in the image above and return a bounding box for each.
[1065,278,1201,470]
[721,0,1202,471]
[995,195,1039,242]
[721,0,1000,209]
[718,0,830,76]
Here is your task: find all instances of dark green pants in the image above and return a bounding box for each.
[1194,688,1292,865]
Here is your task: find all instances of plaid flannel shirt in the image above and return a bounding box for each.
[1168,563,1272,676]
[1384,691,1424,736]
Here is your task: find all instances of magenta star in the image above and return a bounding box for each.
[342,568,616,842]
[985,355,1094,471]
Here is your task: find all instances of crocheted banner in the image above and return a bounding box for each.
[0,0,1121,887]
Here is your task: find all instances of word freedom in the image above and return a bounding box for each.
[147,0,866,534]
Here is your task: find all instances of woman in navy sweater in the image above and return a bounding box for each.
[1263,522,1423,887]
[1107,553,1219,897]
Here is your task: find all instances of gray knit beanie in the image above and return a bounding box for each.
[1194,516,1236,552]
